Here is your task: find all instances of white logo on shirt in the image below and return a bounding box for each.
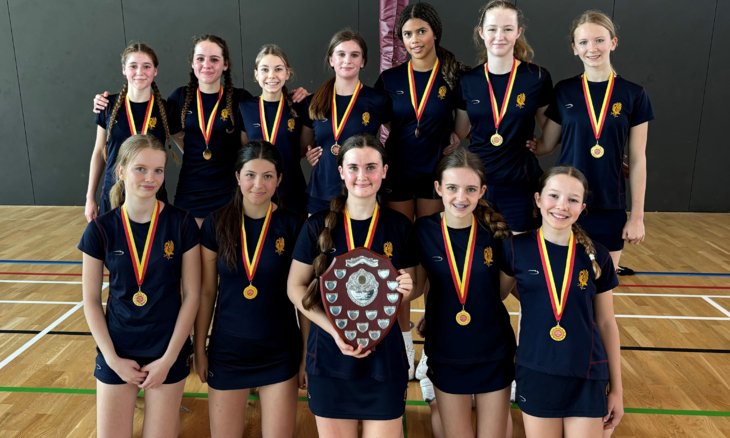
[113,250,125,256]
[528,269,540,275]
[431,256,443,262]
[396,90,405,95]
[564,103,574,109]
[471,99,481,105]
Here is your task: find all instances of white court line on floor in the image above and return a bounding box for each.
[410,308,729,321]
[0,283,107,370]
[0,300,79,305]
[0,302,82,370]
[0,279,82,285]
[703,297,730,318]
[614,292,729,299]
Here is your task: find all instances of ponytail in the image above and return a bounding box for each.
[308,77,336,121]
[436,46,468,91]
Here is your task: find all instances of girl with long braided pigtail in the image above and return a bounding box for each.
[85,42,170,222]
[503,165,622,437]
[288,134,416,437]
[413,148,516,437]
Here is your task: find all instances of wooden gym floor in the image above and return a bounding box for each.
[0,207,728,437]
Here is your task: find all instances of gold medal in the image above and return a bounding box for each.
[330,143,341,156]
[202,148,212,160]
[133,291,148,307]
[197,87,223,162]
[490,133,503,147]
[484,60,520,149]
[455,310,471,326]
[550,324,566,341]
[591,144,604,158]
[243,284,258,299]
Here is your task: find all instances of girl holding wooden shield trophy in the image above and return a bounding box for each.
[288,134,416,438]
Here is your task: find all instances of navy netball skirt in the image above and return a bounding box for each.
[516,365,608,418]
[307,374,407,420]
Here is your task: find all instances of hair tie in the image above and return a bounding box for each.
[588,253,595,261]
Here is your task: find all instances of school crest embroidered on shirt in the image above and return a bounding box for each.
[516,93,526,109]
[611,102,622,118]
[483,247,493,267]
[578,269,589,289]
[275,237,285,255]
[362,112,371,126]
[438,86,447,100]
[383,241,393,259]
[287,118,295,132]
[148,117,157,129]
[220,108,230,121]
[163,240,175,260]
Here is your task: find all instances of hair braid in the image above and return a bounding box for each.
[302,195,346,310]
[475,199,512,239]
[104,83,128,162]
[151,81,170,143]
[572,223,602,279]
[180,71,197,129]
[436,46,468,90]
[223,69,234,127]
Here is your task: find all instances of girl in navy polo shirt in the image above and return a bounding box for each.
[85,42,170,221]
[302,30,390,215]
[535,10,653,271]
[79,135,200,437]
[238,44,308,218]
[414,148,515,437]
[455,0,554,232]
[503,166,622,437]
[375,2,467,380]
[288,134,415,437]
[194,141,303,437]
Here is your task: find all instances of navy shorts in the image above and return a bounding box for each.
[427,357,514,394]
[207,332,301,390]
[381,172,439,202]
[486,183,540,232]
[307,374,407,420]
[515,365,608,418]
[94,341,191,385]
[578,208,627,252]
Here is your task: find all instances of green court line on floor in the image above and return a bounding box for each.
[2,386,728,417]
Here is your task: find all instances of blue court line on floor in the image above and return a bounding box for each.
[2,259,729,277]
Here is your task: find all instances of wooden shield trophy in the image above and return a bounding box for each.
[320,247,402,352]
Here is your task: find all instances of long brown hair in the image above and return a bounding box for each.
[105,42,170,161]
[537,166,602,278]
[308,29,368,120]
[302,134,386,310]
[436,148,511,239]
[396,2,468,90]
[473,0,535,63]
[180,35,235,130]
[109,135,167,208]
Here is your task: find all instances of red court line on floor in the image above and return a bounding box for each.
[0,271,107,277]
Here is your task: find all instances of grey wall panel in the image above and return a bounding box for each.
[691,0,730,211]
[614,0,715,211]
[422,0,485,68]
[0,1,33,204]
[358,0,381,86]
[120,0,242,201]
[240,0,359,93]
[9,0,124,205]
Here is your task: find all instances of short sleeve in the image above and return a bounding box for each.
[454,79,467,111]
[630,87,654,127]
[292,215,321,264]
[180,211,201,253]
[300,95,314,129]
[396,222,418,270]
[537,68,554,108]
[373,74,385,92]
[78,220,106,261]
[500,237,516,276]
[594,247,619,293]
[200,214,218,252]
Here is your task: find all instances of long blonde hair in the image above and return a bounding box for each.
[473,0,534,63]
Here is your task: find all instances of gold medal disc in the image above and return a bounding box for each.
[590,144,604,158]
[455,310,472,326]
[203,148,212,160]
[490,133,503,147]
[330,143,341,156]
[243,284,258,299]
[414,127,420,138]
[133,291,148,307]
[549,324,566,341]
